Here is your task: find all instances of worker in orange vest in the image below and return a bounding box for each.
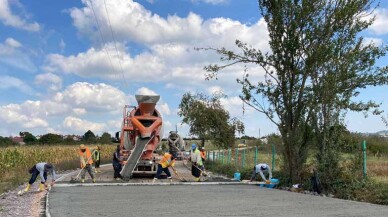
[200,147,206,171]
[79,144,96,183]
[153,152,178,183]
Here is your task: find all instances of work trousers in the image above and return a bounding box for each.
[28,166,47,184]
[113,164,122,179]
[81,164,95,179]
[155,164,171,179]
[94,160,100,168]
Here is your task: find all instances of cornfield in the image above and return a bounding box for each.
[0,144,116,193]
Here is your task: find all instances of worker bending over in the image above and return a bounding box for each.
[250,163,272,183]
[153,152,178,183]
[190,144,203,182]
[79,144,96,183]
[22,162,56,194]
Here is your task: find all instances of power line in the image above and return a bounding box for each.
[88,0,128,88]
[103,0,128,88]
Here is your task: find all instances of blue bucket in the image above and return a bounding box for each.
[259,178,279,188]
[233,172,241,181]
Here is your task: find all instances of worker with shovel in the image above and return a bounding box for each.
[190,144,203,182]
[153,152,180,183]
[19,162,56,195]
[250,163,272,184]
[79,144,96,183]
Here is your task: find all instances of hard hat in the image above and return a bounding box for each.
[79,144,85,149]
[191,144,196,149]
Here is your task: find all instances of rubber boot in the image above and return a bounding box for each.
[195,177,200,182]
[39,183,45,191]
[94,169,98,173]
[81,179,85,183]
[93,178,96,183]
[152,178,157,183]
[23,184,31,192]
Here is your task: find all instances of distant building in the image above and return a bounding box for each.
[10,136,25,145]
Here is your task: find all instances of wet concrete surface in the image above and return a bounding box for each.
[49,185,388,217]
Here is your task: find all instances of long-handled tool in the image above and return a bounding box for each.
[172,167,187,182]
[70,150,96,183]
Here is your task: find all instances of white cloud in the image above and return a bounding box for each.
[369,8,388,35]
[55,82,127,113]
[0,82,127,135]
[363,37,384,46]
[63,116,106,133]
[192,0,229,5]
[207,86,223,94]
[0,0,40,31]
[5,37,21,48]
[35,73,63,91]
[157,102,171,116]
[136,87,158,95]
[0,75,33,93]
[59,39,66,53]
[47,0,269,90]
[0,38,37,72]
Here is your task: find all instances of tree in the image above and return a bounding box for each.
[204,0,388,183]
[83,130,96,143]
[20,132,37,144]
[39,133,63,144]
[0,136,17,147]
[178,92,244,148]
[99,132,112,144]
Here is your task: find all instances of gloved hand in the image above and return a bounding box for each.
[265,180,271,184]
[51,181,55,187]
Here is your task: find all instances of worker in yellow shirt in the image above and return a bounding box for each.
[153,152,178,183]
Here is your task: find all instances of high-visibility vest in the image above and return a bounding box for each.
[159,153,175,168]
[79,147,93,167]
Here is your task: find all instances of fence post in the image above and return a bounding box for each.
[212,151,215,164]
[362,140,367,178]
[242,148,246,168]
[221,150,224,164]
[254,146,258,166]
[272,144,275,171]
[228,148,231,164]
[235,148,239,168]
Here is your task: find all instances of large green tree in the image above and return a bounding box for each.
[204,0,388,183]
[179,92,244,148]
[39,133,63,144]
[83,130,96,143]
[99,132,112,144]
[20,132,37,144]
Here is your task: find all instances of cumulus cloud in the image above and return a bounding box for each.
[35,73,63,91]
[63,116,106,133]
[136,87,158,95]
[0,38,37,72]
[55,82,127,113]
[369,8,388,35]
[44,0,268,89]
[0,0,40,31]
[192,0,229,5]
[0,82,127,134]
[0,75,33,93]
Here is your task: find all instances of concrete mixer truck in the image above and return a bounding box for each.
[117,95,164,179]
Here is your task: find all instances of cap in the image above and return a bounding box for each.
[79,144,85,149]
[191,143,196,149]
[44,163,53,170]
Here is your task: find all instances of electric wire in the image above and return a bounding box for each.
[103,0,128,88]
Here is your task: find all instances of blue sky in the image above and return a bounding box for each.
[0,0,388,138]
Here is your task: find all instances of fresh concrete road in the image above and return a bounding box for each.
[48,185,388,217]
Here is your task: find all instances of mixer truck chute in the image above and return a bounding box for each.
[119,95,164,179]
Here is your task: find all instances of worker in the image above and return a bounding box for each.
[79,144,96,183]
[250,163,272,183]
[21,162,56,194]
[112,145,123,180]
[93,145,101,173]
[190,144,203,182]
[153,152,178,183]
[200,147,206,170]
